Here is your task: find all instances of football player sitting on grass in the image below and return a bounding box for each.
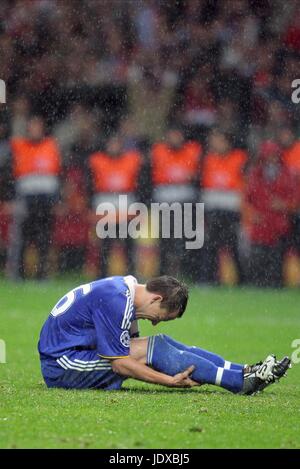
[38,275,291,395]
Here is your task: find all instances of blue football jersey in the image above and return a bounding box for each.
[38,276,137,360]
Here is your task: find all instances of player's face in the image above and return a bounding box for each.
[136,292,180,325]
[150,305,179,326]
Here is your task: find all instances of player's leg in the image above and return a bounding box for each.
[131,335,267,377]
[143,335,291,395]
[129,337,149,364]
[161,335,244,371]
[130,336,244,393]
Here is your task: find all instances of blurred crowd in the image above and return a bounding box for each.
[0,0,300,286]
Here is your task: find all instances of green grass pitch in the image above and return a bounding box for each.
[1,279,300,449]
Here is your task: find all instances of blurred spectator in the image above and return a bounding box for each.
[68,111,102,169]
[53,167,89,273]
[245,141,298,287]
[10,95,31,137]
[199,128,247,284]
[182,65,217,129]
[0,122,10,198]
[53,104,95,158]
[215,98,243,145]
[0,0,300,284]
[282,9,300,52]
[0,121,11,268]
[127,53,178,141]
[6,115,61,280]
[88,133,143,277]
[118,116,141,152]
[248,100,290,154]
[134,0,159,51]
[1,0,298,148]
[280,126,300,177]
[278,127,300,254]
[151,126,202,278]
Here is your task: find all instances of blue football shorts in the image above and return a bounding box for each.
[40,349,126,390]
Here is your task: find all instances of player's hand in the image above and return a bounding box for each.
[170,365,199,387]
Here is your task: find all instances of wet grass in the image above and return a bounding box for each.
[1,280,299,448]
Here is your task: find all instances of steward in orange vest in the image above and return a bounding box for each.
[278,126,300,252]
[11,134,60,184]
[88,134,142,277]
[151,127,202,277]
[151,129,201,204]
[7,115,61,280]
[199,128,247,285]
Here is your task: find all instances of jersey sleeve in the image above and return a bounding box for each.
[92,290,134,359]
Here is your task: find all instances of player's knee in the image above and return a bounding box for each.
[159,333,170,340]
[130,336,149,363]
[131,334,173,364]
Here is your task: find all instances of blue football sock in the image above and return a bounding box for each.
[162,335,244,372]
[147,334,244,393]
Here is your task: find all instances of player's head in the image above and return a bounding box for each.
[136,276,189,326]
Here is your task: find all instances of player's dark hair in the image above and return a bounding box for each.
[146,276,189,317]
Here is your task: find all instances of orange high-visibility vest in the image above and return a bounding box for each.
[283,141,300,175]
[89,150,142,193]
[11,137,61,179]
[151,141,201,186]
[202,149,247,191]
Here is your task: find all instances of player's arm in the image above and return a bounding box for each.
[110,356,196,388]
